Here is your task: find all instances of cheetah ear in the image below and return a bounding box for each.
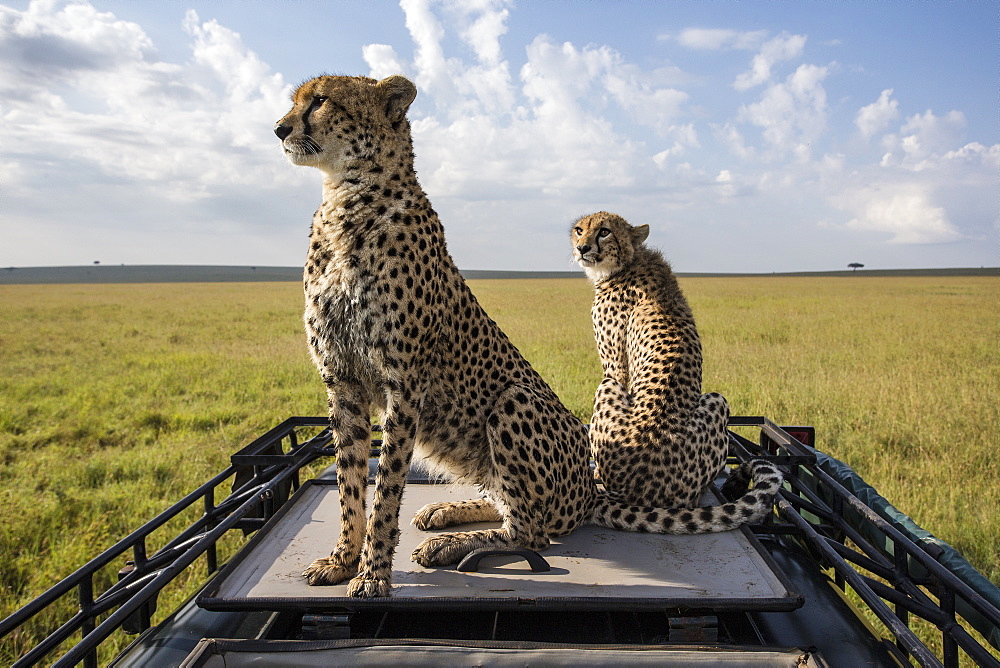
[631,224,650,246]
[377,75,417,121]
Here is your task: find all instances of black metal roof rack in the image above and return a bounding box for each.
[729,419,1000,667]
[1,417,998,667]
[0,418,331,668]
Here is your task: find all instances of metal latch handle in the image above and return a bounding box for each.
[456,548,551,572]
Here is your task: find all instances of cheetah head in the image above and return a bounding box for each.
[571,211,650,283]
[274,74,417,178]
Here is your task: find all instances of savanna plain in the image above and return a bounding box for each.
[1,275,997,664]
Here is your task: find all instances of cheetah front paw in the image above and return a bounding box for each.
[301,556,356,586]
[412,533,475,568]
[346,574,391,598]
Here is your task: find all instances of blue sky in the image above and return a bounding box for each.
[1,0,996,272]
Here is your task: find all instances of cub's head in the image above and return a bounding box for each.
[274,74,417,177]
[571,211,650,283]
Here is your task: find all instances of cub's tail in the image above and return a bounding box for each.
[590,458,784,534]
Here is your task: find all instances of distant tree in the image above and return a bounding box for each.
[93,260,100,265]
[848,263,864,272]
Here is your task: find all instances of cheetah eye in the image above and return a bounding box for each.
[573,226,583,235]
[598,228,611,238]
[313,96,328,106]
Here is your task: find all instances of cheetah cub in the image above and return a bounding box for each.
[573,211,782,529]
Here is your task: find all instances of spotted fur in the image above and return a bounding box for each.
[573,211,783,531]
[276,76,777,599]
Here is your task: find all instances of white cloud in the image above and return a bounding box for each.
[942,141,1000,167]
[0,2,293,200]
[841,184,963,244]
[377,2,697,198]
[715,169,738,197]
[855,88,899,139]
[713,122,756,161]
[1,0,995,271]
[0,0,313,267]
[880,109,967,169]
[738,63,828,160]
[395,0,516,118]
[448,0,509,65]
[733,32,807,90]
[675,28,767,51]
[363,43,408,79]
[603,68,689,136]
[182,12,290,148]
[651,124,699,166]
[399,0,451,100]
[418,34,641,194]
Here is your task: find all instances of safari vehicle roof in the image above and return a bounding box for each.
[3,417,998,667]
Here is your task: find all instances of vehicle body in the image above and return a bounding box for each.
[2,417,998,667]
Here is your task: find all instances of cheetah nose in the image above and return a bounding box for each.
[274,124,293,140]
[577,244,591,254]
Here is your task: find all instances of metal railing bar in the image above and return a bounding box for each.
[153,479,266,556]
[7,418,997,667]
[4,431,326,664]
[135,427,329,560]
[775,496,942,667]
[0,466,237,638]
[781,465,1000,665]
[93,570,165,612]
[50,463,304,668]
[806,461,1000,625]
[779,484,895,573]
[865,576,1000,668]
[784,475,950,591]
[824,537,896,581]
[12,609,91,668]
[862,576,950,626]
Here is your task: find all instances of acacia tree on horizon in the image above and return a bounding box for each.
[848,263,864,272]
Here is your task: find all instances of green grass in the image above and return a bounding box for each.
[1,276,997,664]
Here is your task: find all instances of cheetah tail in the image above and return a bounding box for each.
[590,458,784,535]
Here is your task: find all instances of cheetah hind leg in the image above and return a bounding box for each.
[412,385,554,567]
[412,498,502,530]
[589,376,632,488]
[412,526,549,568]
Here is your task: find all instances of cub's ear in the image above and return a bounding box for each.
[377,75,417,121]
[631,224,650,245]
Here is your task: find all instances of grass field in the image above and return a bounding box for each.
[1,275,997,663]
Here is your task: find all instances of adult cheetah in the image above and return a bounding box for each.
[573,211,783,528]
[275,75,774,599]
